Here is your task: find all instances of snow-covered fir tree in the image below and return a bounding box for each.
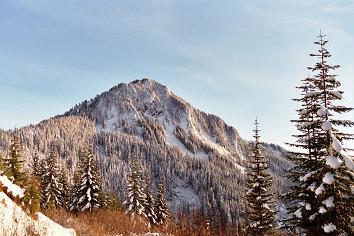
[154,179,170,225]
[69,148,105,212]
[59,169,70,209]
[244,119,275,235]
[124,158,147,221]
[2,134,27,187]
[285,32,354,235]
[283,75,325,233]
[40,143,64,209]
[31,152,42,181]
[143,175,157,226]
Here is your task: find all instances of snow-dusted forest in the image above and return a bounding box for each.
[1,34,353,235]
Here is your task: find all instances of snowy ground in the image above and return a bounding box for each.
[0,175,76,236]
[169,177,201,212]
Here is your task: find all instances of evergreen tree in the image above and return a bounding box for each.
[244,119,275,236]
[143,175,157,226]
[285,32,354,235]
[59,169,70,209]
[22,176,41,214]
[0,153,4,172]
[69,148,105,212]
[40,143,64,209]
[154,179,170,225]
[283,75,325,234]
[3,134,27,187]
[306,32,354,235]
[124,158,147,221]
[31,152,42,181]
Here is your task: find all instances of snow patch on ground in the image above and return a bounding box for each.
[169,177,201,212]
[0,174,25,198]
[0,191,75,236]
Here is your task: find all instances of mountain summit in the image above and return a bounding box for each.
[0,79,290,224]
[64,79,246,163]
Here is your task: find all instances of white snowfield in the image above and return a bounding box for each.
[0,175,25,198]
[0,175,76,236]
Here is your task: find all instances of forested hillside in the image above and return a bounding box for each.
[0,80,291,225]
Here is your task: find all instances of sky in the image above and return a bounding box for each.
[0,0,353,147]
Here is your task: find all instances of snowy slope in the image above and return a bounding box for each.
[0,175,76,236]
[64,79,246,161]
[0,79,291,224]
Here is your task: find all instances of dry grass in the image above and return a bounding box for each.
[44,208,224,236]
[44,208,150,236]
[44,209,287,236]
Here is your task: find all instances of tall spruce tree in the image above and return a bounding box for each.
[285,32,354,235]
[31,152,42,181]
[307,32,354,235]
[244,119,275,236]
[40,143,64,209]
[154,179,170,226]
[59,169,70,209]
[3,134,27,187]
[69,148,105,212]
[283,75,325,234]
[143,175,157,226]
[124,158,147,221]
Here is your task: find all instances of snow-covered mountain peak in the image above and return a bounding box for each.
[64,79,244,161]
[0,79,291,225]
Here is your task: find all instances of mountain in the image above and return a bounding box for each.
[0,79,291,225]
[65,79,247,167]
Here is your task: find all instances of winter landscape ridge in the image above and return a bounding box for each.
[2,0,354,234]
[0,79,291,235]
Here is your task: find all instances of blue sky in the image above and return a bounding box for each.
[0,0,353,147]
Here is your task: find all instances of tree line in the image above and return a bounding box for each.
[0,136,170,229]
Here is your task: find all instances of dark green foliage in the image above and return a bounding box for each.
[244,120,275,236]
[3,134,27,187]
[23,177,41,214]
